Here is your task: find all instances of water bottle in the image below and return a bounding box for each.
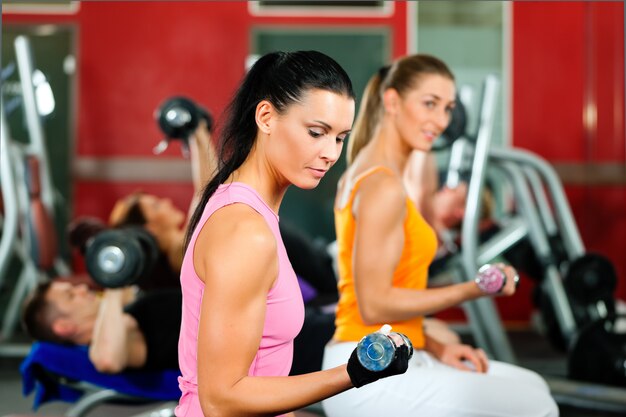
[356,324,413,372]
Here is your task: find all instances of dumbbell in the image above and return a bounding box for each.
[534,254,617,351]
[67,216,108,255]
[85,227,159,288]
[564,253,617,326]
[356,324,413,372]
[153,96,214,156]
[568,314,626,387]
[474,264,520,294]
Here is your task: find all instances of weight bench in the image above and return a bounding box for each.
[20,342,180,417]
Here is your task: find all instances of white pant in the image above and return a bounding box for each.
[322,342,559,417]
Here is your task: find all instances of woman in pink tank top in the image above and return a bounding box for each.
[175,51,409,417]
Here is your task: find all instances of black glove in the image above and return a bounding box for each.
[346,344,410,388]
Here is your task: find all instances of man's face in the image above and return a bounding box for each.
[46,281,100,340]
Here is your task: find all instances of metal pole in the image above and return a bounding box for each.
[14,35,55,213]
[459,75,517,363]
[0,103,19,288]
[497,161,577,343]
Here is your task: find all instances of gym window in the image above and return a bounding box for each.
[2,1,79,14]
[249,1,393,17]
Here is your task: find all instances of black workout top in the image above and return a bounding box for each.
[136,252,181,291]
[124,289,182,371]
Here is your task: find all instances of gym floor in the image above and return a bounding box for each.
[1,327,625,417]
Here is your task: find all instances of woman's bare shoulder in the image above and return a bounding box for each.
[194,203,278,285]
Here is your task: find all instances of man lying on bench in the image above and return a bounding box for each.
[22,280,182,373]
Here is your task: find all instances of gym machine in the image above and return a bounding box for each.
[431,75,518,364]
[0,36,70,356]
[437,75,626,410]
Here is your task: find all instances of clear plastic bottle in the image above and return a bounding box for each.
[356,324,413,372]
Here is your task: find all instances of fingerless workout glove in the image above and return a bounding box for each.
[346,343,410,388]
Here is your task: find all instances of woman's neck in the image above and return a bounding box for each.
[366,121,413,173]
[228,150,288,214]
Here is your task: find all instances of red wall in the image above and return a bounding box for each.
[4,1,409,223]
[76,2,250,158]
[512,1,626,301]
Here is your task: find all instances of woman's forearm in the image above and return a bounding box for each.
[423,332,445,358]
[199,365,352,417]
[359,281,483,325]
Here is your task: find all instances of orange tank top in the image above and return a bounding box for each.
[333,166,438,348]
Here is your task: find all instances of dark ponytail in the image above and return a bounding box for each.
[184,51,354,250]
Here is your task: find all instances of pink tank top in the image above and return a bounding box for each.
[176,182,305,417]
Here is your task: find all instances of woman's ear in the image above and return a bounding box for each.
[382,88,400,115]
[255,100,273,134]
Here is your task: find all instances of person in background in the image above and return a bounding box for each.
[322,55,559,417]
[22,280,181,373]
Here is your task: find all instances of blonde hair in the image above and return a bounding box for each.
[346,54,455,165]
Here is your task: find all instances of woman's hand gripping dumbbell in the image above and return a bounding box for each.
[474,263,520,296]
[347,324,412,388]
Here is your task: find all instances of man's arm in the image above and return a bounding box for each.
[166,121,218,271]
[187,120,218,220]
[88,287,145,373]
